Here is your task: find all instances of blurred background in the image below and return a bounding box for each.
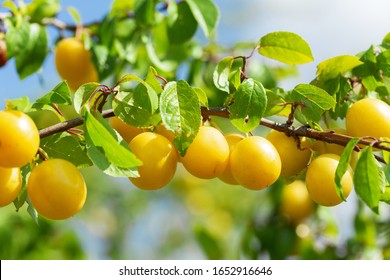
[1,0,390,260]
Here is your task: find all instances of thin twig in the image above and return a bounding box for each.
[38,110,114,138]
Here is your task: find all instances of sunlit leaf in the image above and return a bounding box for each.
[263,88,287,117]
[193,87,208,108]
[27,197,39,225]
[135,0,156,26]
[84,111,141,177]
[288,84,335,123]
[380,187,390,205]
[316,55,363,80]
[27,0,60,22]
[5,96,31,112]
[73,83,100,114]
[354,146,381,214]
[377,50,390,77]
[2,0,19,15]
[385,161,390,186]
[113,73,160,127]
[110,0,134,17]
[13,23,48,79]
[91,44,116,81]
[335,138,360,201]
[213,56,234,93]
[116,73,143,85]
[258,31,314,65]
[113,84,159,128]
[145,66,163,95]
[230,78,267,133]
[186,0,219,38]
[4,18,30,59]
[167,1,198,44]
[33,81,72,109]
[40,134,92,169]
[67,6,82,26]
[160,80,201,155]
[382,32,390,47]
[144,35,177,72]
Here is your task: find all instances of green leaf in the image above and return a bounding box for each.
[73,83,101,114]
[110,0,134,17]
[67,6,82,26]
[263,88,287,117]
[91,44,116,81]
[229,59,243,92]
[213,56,234,93]
[385,162,390,187]
[26,197,39,225]
[357,45,377,64]
[144,35,177,72]
[352,47,379,80]
[15,23,48,79]
[288,84,336,123]
[167,1,198,44]
[335,138,360,201]
[112,82,159,128]
[116,73,143,85]
[2,1,19,15]
[27,109,61,129]
[383,140,390,174]
[5,19,48,78]
[382,32,390,48]
[27,0,60,22]
[379,187,390,205]
[377,50,390,77]
[160,80,201,155]
[13,164,31,211]
[135,0,156,26]
[258,31,314,65]
[362,75,381,92]
[145,67,163,95]
[151,17,170,57]
[40,134,92,168]
[186,0,219,38]
[354,146,381,214]
[378,162,387,193]
[96,15,116,48]
[84,111,142,177]
[193,87,209,108]
[320,76,351,120]
[316,55,364,80]
[13,182,27,211]
[383,149,390,165]
[5,96,31,112]
[33,81,72,109]
[230,78,267,133]
[4,18,30,59]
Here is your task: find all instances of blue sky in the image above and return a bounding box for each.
[1,0,390,109]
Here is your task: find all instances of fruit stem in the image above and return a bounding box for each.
[154,74,168,89]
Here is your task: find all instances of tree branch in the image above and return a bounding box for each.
[38,110,114,138]
[38,107,390,163]
[200,107,390,155]
[40,17,102,31]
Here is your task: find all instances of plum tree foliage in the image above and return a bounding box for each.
[1,0,390,259]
